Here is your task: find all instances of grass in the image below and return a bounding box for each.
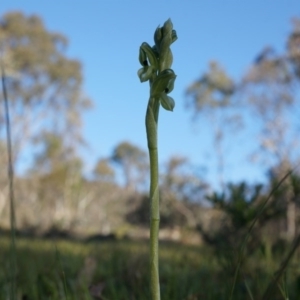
[0,235,300,299]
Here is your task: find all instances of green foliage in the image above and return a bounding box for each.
[207,182,264,229]
[1,236,300,299]
[198,179,295,266]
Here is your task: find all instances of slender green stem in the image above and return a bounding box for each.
[146,98,161,300]
[138,19,177,299]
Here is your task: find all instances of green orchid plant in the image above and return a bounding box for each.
[137,19,177,300]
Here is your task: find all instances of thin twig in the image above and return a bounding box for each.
[1,58,17,300]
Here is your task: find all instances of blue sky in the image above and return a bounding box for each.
[1,1,299,189]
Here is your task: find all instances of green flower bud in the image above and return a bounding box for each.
[159,49,173,71]
[141,42,158,70]
[158,19,175,71]
[138,65,155,82]
[150,69,176,97]
[160,93,175,111]
[164,71,176,93]
[162,19,173,36]
[152,45,159,59]
[154,26,163,51]
[171,30,178,44]
[137,19,177,91]
[139,46,148,66]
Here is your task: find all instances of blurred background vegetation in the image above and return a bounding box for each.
[0,11,299,243]
[0,11,300,299]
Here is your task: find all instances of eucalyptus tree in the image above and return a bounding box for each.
[0,12,91,167]
[93,158,115,183]
[186,18,300,241]
[241,19,300,240]
[161,155,208,228]
[0,12,91,257]
[186,61,237,189]
[111,141,148,190]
